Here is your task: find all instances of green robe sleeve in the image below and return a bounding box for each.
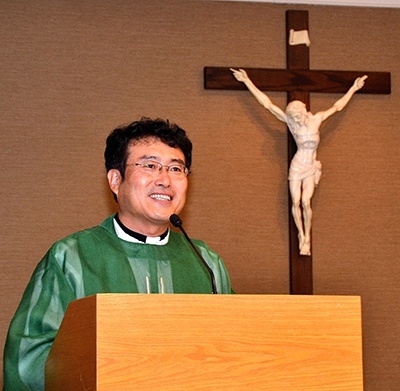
[3,247,76,391]
[3,220,234,390]
[195,239,234,294]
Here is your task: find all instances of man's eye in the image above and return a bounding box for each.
[170,165,183,173]
[144,163,157,169]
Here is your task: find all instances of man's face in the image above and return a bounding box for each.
[107,138,188,236]
[291,105,307,125]
[292,110,305,124]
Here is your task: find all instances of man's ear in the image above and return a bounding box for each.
[107,169,122,198]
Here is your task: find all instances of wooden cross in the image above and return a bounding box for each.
[204,10,391,295]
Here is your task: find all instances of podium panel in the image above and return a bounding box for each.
[45,294,363,390]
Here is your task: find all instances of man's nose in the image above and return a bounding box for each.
[154,167,171,186]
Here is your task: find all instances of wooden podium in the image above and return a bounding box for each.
[45,294,363,390]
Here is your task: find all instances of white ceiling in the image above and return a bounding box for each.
[215,0,400,8]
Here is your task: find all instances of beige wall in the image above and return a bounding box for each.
[1,1,399,389]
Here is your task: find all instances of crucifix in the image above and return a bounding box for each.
[204,10,391,295]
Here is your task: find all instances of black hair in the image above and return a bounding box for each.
[104,117,193,178]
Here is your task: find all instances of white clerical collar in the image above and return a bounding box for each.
[113,216,170,245]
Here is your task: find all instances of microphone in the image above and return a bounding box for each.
[170,214,218,294]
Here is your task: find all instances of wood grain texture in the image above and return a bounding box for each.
[285,10,314,294]
[46,294,363,390]
[204,67,391,94]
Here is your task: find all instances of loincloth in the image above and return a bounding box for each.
[288,158,322,185]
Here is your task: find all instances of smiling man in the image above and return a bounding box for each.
[3,117,233,391]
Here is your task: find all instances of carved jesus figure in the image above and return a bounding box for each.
[231,68,367,255]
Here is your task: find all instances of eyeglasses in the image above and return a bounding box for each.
[127,160,190,178]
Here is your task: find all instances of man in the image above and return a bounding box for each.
[3,117,233,391]
[231,68,367,255]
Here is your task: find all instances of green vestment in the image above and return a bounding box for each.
[3,215,232,391]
